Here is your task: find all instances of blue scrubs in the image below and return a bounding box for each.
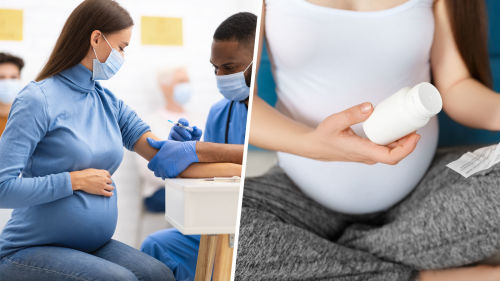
[204,99,248,144]
[0,63,150,259]
[141,98,247,281]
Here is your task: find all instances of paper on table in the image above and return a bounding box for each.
[195,176,241,183]
[446,143,500,178]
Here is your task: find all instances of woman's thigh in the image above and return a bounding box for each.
[0,246,138,281]
[243,166,378,241]
[91,239,174,281]
[338,146,500,269]
[235,207,418,281]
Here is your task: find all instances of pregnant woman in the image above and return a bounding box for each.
[0,0,240,280]
[236,0,500,280]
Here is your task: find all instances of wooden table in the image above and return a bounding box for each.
[195,233,235,281]
[164,179,240,281]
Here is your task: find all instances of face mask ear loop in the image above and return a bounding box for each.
[243,61,253,74]
[101,33,113,50]
[93,47,100,62]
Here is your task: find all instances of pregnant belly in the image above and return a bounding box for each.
[25,188,117,252]
[278,117,439,214]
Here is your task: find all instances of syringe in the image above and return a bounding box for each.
[167,119,194,132]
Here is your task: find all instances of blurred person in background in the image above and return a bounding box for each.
[158,66,192,119]
[141,12,256,281]
[0,53,24,137]
[135,66,203,213]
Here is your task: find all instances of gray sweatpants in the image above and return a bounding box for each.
[235,146,500,281]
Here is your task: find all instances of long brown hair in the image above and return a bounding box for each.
[35,0,133,82]
[445,0,492,88]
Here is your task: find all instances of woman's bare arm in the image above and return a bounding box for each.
[134,131,161,161]
[179,163,241,178]
[431,0,500,130]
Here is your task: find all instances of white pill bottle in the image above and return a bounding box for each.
[363,82,443,146]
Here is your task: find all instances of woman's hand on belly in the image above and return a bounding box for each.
[303,103,421,165]
[69,169,114,197]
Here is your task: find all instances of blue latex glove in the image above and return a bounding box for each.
[147,137,199,179]
[169,118,203,142]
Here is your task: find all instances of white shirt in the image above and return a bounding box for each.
[266,0,438,213]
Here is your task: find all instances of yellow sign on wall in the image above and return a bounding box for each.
[0,9,23,41]
[141,16,183,46]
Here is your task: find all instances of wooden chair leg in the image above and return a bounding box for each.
[195,235,218,281]
[213,234,234,281]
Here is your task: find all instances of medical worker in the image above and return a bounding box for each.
[141,12,257,281]
[0,53,24,137]
[0,1,245,280]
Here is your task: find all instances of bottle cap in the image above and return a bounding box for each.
[408,82,442,118]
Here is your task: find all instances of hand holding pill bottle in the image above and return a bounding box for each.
[363,82,442,145]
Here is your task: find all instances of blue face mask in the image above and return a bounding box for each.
[92,34,125,80]
[215,61,253,101]
[173,82,192,105]
[0,79,23,104]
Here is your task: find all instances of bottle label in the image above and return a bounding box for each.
[446,144,500,178]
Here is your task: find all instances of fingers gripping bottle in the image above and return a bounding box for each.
[363,82,443,146]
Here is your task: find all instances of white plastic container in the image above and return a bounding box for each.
[363,82,442,145]
[164,178,240,235]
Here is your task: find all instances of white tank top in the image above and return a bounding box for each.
[267,0,438,214]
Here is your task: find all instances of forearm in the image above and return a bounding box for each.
[249,96,314,156]
[179,163,241,178]
[0,173,73,208]
[431,0,500,131]
[440,78,500,131]
[134,131,161,161]
[195,142,244,164]
[249,12,317,157]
